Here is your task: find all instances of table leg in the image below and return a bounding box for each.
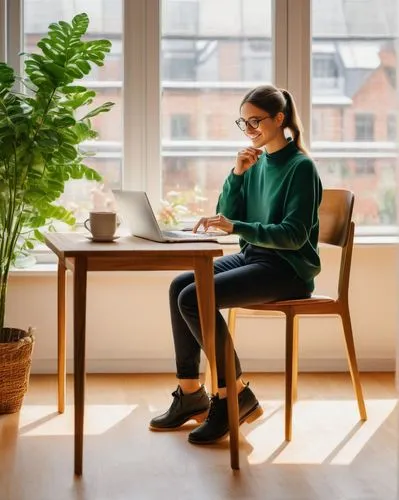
[225,334,240,470]
[73,257,87,476]
[57,260,67,414]
[194,257,217,395]
[195,256,240,470]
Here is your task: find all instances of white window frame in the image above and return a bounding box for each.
[123,0,161,207]
[0,0,6,61]
[5,0,22,76]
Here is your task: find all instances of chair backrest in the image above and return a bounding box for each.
[318,189,355,301]
[319,189,354,247]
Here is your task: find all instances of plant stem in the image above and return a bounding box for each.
[0,271,7,334]
[0,145,22,331]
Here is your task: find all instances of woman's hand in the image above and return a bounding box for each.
[193,214,234,234]
[234,147,263,175]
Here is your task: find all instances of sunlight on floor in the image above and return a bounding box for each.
[16,398,398,465]
[245,399,398,466]
[18,404,138,436]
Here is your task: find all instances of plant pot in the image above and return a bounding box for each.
[0,327,35,414]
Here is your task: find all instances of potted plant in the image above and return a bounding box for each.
[0,13,114,413]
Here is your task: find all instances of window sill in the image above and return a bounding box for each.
[353,235,399,245]
[10,263,59,276]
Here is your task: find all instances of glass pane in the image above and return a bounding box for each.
[24,0,123,221]
[312,0,398,230]
[161,0,273,218]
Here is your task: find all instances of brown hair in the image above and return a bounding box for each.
[240,85,309,155]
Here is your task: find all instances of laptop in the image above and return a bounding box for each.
[113,190,226,243]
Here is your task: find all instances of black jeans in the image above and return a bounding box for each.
[169,244,311,388]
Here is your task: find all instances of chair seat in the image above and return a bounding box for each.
[241,295,335,310]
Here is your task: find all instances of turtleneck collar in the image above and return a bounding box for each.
[264,139,297,164]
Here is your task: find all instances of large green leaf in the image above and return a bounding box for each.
[63,90,96,110]
[0,63,15,92]
[81,102,114,120]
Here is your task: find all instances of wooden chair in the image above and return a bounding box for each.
[224,189,367,468]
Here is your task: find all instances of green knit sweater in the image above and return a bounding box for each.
[216,140,323,291]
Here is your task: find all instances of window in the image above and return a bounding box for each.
[313,52,341,91]
[313,55,338,79]
[355,159,375,175]
[5,0,396,236]
[312,0,398,230]
[242,39,272,82]
[387,114,397,141]
[384,66,396,88]
[162,0,198,34]
[161,0,273,214]
[355,113,375,141]
[162,40,197,81]
[312,116,320,139]
[170,114,192,139]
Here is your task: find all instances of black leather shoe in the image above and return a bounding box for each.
[188,384,263,444]
[149,385,210,431]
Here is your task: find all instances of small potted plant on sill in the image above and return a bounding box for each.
[0,13,114,413]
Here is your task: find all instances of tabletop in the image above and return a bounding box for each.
[44,232,224,259]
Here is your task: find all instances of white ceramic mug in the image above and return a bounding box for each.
[84,211,118,241]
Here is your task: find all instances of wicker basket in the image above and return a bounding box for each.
[0,327,35,414]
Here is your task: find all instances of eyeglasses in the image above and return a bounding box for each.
[235,116,272,131]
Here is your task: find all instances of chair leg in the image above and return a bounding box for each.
[204,361,211,390]
[340,307,367,421]
[228,308,237,338]
[292,315,299,403]
[285,311,295,441]
[57,260,67,414]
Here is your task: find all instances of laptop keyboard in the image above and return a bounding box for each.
[162,230,213,239]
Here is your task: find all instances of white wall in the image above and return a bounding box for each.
[6,244,398,374]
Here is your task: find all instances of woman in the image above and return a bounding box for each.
[149,84,323,445]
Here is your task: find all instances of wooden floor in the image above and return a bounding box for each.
[0,372,397,500]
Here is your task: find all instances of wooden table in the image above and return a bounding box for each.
[45,233,240,474]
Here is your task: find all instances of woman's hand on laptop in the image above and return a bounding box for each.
[193,214,233,234]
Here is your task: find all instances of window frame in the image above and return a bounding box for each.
[0,0,5,61]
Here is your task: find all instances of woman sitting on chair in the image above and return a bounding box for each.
[149,84,323,445]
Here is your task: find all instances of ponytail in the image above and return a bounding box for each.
[280,88,309,156]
